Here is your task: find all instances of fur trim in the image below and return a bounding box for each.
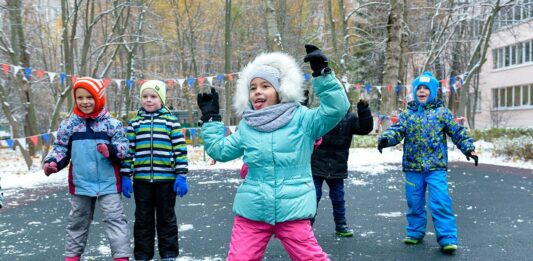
[234,52,305,115]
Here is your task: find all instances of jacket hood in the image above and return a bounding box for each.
[234,52,305,115]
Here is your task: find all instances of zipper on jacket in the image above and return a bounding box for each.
[150,113,154,182]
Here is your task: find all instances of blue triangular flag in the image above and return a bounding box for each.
[24,67,32,79]
[187,77,195,87]
[304,73,310,81]
[217,74,224,81]
[60,73,66,85]
[396,84,402,95]
[42,133,50,145]
[6,139,13,149]
[365,83,371,93]
[126,79,133,89]
[189,128,197,138]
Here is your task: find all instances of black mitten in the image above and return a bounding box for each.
[377,137,388,154]
[197,88,222,123]
[465,151,479,166]
[304,44,331,77]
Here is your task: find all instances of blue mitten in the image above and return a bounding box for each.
[122,176,133,198]
[174,174,188,198]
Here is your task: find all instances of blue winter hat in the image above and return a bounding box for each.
[250,65,281,92]
[412,71,439,104]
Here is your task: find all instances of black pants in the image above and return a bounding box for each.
[133,181,178,259]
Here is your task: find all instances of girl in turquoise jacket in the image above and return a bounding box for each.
[198,45,349,261]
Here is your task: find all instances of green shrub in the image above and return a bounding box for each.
[469,128,533,142]
[351,135,377,148]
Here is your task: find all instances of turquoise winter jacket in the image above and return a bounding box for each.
[201,73,350,225]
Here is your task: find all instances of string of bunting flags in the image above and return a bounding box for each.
[0,126,238,150]
[1,62,463,94]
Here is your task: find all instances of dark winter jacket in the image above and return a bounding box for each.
[311,106,373,179]
[379,99,474,172]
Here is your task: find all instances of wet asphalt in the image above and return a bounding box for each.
[0,162,532,260]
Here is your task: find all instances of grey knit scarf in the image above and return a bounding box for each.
[243,102,299,132]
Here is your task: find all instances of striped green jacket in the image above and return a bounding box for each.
[120,107,188,182]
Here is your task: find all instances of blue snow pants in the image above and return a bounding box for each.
[405,170,457,246]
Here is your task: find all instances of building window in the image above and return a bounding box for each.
[522,85,529,106]
[514,86,521,106]
[493,39,533,69]
[526,41,531,62]
[492,84,533,109]
[529,84,533,105]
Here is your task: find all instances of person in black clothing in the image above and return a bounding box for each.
[311,99,373,237]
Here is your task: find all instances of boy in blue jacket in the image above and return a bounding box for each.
[377,71,478,254]
[43,77,131,261]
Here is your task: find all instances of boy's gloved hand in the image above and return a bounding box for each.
[97,143,110,158]
[357,99,369,111]
[197,88,222,123]
[174,174,188,198]
[377,137,388,154]
[304,44,331,77]
[122,176,133,198]
[466,151,479,166]
[43,162,58,176]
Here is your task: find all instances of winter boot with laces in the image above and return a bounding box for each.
[335,224,354,237]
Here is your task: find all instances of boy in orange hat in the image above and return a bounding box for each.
[43,77,131,261]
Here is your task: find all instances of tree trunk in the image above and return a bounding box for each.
[264,0,283,52]
[327,0,339,63]
[0,82,33,168]
[381,0,404,120]
[224,0,233,125]
[7,0,40,162]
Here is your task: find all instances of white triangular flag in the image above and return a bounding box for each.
[13,66,22,77]
[47,72,57,83]
[228,125,237,134]
[177,79,185,88]
[114,79,122,89]
[206,76,214,85]
[17,138,27,150]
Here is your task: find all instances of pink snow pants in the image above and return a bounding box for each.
[227,215,330,261]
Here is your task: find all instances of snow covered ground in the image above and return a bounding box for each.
[1,140,532,196]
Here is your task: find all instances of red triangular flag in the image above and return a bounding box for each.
[138,79,145,86]
[30,135,39,146]
[71,75,77,84]
[103,78,112,88]
[36,70,44,79]
[2,64,8,75]
[227,74,233,81]
[356,83,361,90]
[198,77,205,86]
[386,84,392,93]
[390,116,398,124]
[182,128,187,138]
[167,80,174,88]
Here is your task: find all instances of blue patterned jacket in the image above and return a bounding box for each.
[380,100,474,172]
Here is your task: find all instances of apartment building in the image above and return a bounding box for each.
[476,4,533,128]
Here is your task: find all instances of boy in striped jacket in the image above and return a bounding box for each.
[120,80,188,261]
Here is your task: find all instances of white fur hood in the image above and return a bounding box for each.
[234,52,305,115]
